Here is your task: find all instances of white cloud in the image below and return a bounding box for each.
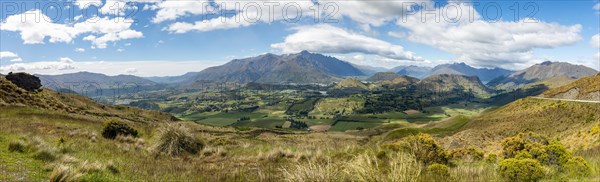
[322,0,432,29]
[155,0,432,32]
[98,0,159,15]
[59,57,75,64]
[165,14,252,33]
[334,54,445,69]
[0,10,78,44]
[0,51,19,59]
[1,58,76,73]
[117,49,125,52]
[1,60,223,77]
[387,31,406,39]
[75,0,102,9]
[124,68,138,74]
[10,58,23,62]
[592,34,600,61]
[75,48,86,52]
[397,3,581,69]
[0,10,143,48]
[152,0,212,23]
[591,34,600,48]
[164,0,316,33]
[271,24,423,61]
[594,3,600,11]
[1,51,23,63]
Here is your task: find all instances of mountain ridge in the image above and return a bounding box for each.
[487,61,598,90]
[183,51,365,84]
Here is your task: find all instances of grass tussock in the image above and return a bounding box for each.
[259,148,296,162]
[281,158,342,182]
[8,140,27,152]
[281,149,422,182]
[49,164,81,182]
[152,124,204,157]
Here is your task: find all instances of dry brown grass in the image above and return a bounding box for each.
[151,124,204,157]
[49,164,80,182]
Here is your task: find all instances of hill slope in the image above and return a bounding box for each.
[543,73,600,101]
[418,74,494,97]
[443,97,600,151]
[0,76,174,123]
[488,61,598,90]
[185,51,365,84]
[335,78,369,90]
[366,72,403,82]
[392,65,431,79]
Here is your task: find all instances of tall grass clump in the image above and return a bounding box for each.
[49,164,80,182]
[343,149,422,182]
[152,124,204,157]
[8,140,27,153]
[281,159,342,182]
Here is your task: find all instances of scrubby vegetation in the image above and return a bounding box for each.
[498,158,545,182]
[101,120,139,139]
[499,132,593,179]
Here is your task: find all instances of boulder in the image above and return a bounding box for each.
[5,72,42,92]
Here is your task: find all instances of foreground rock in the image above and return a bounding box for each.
[5,72,42,92]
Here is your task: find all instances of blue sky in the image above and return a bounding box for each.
[0,0,599,76]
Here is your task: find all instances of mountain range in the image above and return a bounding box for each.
[391,63,513,83]
[181,51,365,84]
[28,52,598,92]
[487,61,598,90]
[391,65,432,79]
[37,72,156,87]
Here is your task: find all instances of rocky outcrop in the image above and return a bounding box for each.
[5,72,42,92]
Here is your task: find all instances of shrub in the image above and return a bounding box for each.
[8,140,26,153]
[498,158,545,182]
[426,163,450,180]
[541,140,571,166]
[501,132,548,159]
[449,146,484,161]
[485,154,498,163]
[5,72,42,92]
[393,133,448,165]
[561,156,592,177]
[515,151,534,160]
[590,124,600,135]
[101,120,138,139]
[152,124,203,157]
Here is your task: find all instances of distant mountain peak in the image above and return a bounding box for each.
[427,62,512,82]
[540,61,554,65]
[488,61,597,90]
[183,51,364,84]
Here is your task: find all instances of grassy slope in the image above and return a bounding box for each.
[0,105,367,181]
[544,73,600,98]
[444,98,600,152]
[0,77,175,124]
